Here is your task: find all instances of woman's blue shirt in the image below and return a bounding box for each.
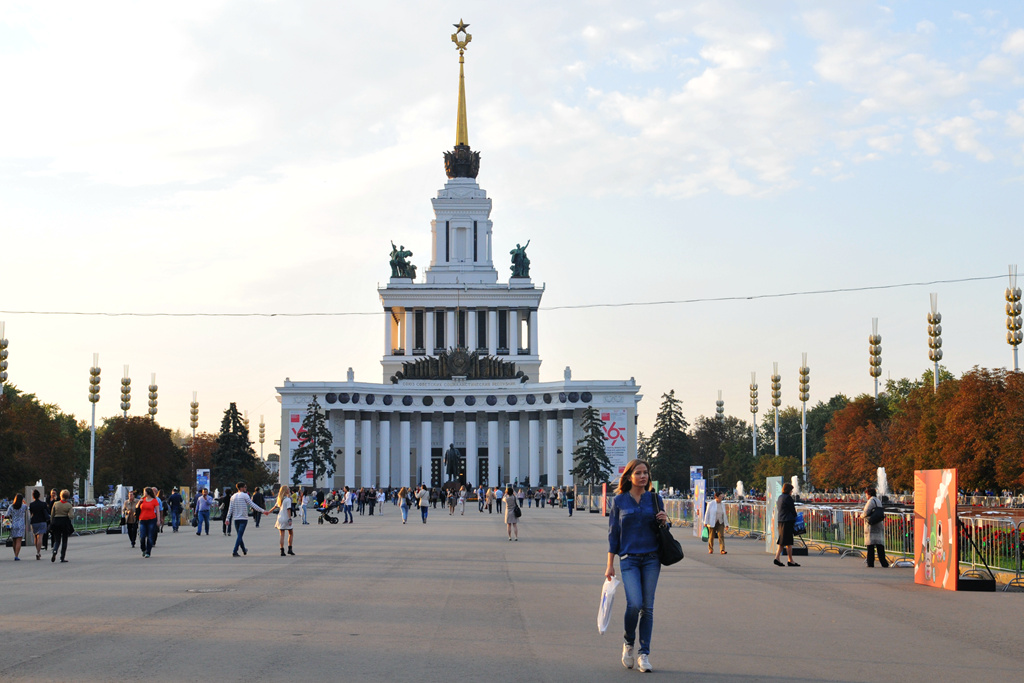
[608,491,663,556]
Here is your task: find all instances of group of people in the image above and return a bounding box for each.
[2,489,76,562]
[191,483,297,557]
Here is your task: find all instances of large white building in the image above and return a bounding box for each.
[277,24,641,490]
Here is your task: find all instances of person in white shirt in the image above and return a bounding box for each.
[301,491,310,525]
[225,482,267,557]
[342,487,354,524]
[415,484,430,523]
[703,491,728,554]
[376,489,386,516]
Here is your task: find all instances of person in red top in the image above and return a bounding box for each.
[137,487,162,559]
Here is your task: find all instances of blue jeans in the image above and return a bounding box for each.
[233,520,248,554]
[620,552,660,655]
[196,510,210,534]
[139,519,158,555]
[170,510,180,531]
[420,506,428,523]
[401,505,409,522]
[568,500,574,516]
[344,505,353,523]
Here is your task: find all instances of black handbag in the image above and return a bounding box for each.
[513,504,522,518]
[866,501,884,525]
[653,494,684,566]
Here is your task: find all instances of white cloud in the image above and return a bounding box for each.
[914,128,942,155]
[1003,29,1024,55]
[934,116,994,161]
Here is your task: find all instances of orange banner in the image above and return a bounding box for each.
[914,469,957,591]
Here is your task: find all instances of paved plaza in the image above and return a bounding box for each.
[0,504,1020,682]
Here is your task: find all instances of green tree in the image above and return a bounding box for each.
[649,390,690,490]
[95,416,185,494]
[571,405,614,492]
[291,395,335,488]
[211,403,260,489]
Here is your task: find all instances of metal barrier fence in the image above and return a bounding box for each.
[1,505,123,542]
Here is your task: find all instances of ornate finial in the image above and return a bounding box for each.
[451,19,471,55]
[444,19,480,178]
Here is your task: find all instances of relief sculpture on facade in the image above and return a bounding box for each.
[390,347,528,383]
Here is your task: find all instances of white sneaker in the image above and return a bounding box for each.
[621,643,635,669]
[637,654,652,673]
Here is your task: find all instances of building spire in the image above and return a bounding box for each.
[452,19,471,147]
[444,20,480,179]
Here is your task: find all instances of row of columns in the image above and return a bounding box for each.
[330,410,574,489]
[384,307,539,356]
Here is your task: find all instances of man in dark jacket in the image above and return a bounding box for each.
[772,483,799,567]
[168,488,184,532]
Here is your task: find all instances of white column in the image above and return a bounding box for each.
[404,309,414,356]
[487,416,499,487]
[425,309,435,353]
[384,309,392,356]
[361,412,372,488]
[529,308,538,356]
[468,309,478,350]
[399,416,411,487]
[508,414,520,485]
[546,411,558,488]
[379,416,392,488]
[528,413,540,487]
[487,309,497,355]
[510,309,519,356]
[419,414,432,485]
[344,412,356,488]
[446,309,456,349]
[466,415,478,486]
[562,411,574,488]
[443,416,454,453]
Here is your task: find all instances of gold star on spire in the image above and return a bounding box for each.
[451,20,473,147]
[451,19,472,55]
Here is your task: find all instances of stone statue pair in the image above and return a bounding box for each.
[390,241,417,279]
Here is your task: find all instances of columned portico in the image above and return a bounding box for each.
[561,410,574,487]
[379,416,392,488]
[344,411,357,487]
[361,411,373,487]
[466,415,478,486]
[508,413,520,484]
[487,414,499,487]
[419,413,432,485]
[545,410,558,488]
[528,412,540,487]
[400,414,411,487]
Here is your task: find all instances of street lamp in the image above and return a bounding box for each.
[715,390,724,423]
[771,363,781,457]
[259,415,266,459]
[87,354,100,503]
[147,373,158,419]
[120,366,132,417]
[869,318,882,400]
[798,353,810,485]
[928,293,943,392]
[1007,264,1021,372]
[0,321,8,385]
[190,392,199,485]
[749,372,758,458]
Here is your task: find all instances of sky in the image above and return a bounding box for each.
[1,0,1023,455]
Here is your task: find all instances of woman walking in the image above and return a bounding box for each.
[270,485,295,556]
[5,493,27,560]
[398,487,410,524]
[29,490,49,560]
[416,484,430,523]
[773,483,799,567]
[50,490,75,563]
[605,459,668,673]
[137,487,162,558]
[861,487,889,568]
[704,491,728,554]
[504,486,520,541]
[458,486,467,515]
[123,490,139,549]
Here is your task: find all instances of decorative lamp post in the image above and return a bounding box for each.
[259,415,266,459]
[715,390,724,423]
[0,321,8,385]
[798,354,810,485]
[120,366,131,417]
[927,294,943,392]
[87,354,101,503]
[749,372,758,458]
[189,392,199,484]
[1007,264,1022,372]
[147,373,158,419]
[869,318,882,400]
[771,363,781,457]
[243,410,250,434]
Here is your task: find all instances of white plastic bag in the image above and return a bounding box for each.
[597,576,620,634]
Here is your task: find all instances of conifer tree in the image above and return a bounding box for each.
[649,390,690,490]
[291,395,334,488]
[571,405,614,495]
[210,402,259,488]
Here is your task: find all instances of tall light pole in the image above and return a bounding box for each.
[147,373,158,420]
[749,372,758,458]
[869,318,882,401]
[189,392,199,487]
[259,415,266,459]
[87,354,101,503]
[770,363,781,457]
[715,390,724,423]
[120,366,132,417]
[1007,264,1021,372]
[928,294,943,392]
[798,354,810,486]
[0,321,8,385]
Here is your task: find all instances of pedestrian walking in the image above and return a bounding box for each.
[5,493,27,560]
[43,489,58,552]
[704,491,728,554]
[137,487,162,559]
[194,488,213,535]
[29,490,49,560]
[301,489,310,524]
[485,487,494,513]
[217,490,232,536]
[566,486,575,517]
[49,490,75,563]
[377,489,385,516]
[773,483,800,567]
[605,459,668,673]
[416,484,430,523]
[399,487,410,524]
[504,486,520,541]
[123,490,139,548]
[861,487,889,568]
[270,484,295,556]
[342,486,354,524]
[252,489,266,528]
[459,486,467,515]
[167,487,184,532]
[226,482,266,557]
[494,486,504,513]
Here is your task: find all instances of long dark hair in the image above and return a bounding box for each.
[11,493,23,509]
[617,459,652,495]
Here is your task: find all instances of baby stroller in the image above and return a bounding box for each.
[317,501,341,525]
